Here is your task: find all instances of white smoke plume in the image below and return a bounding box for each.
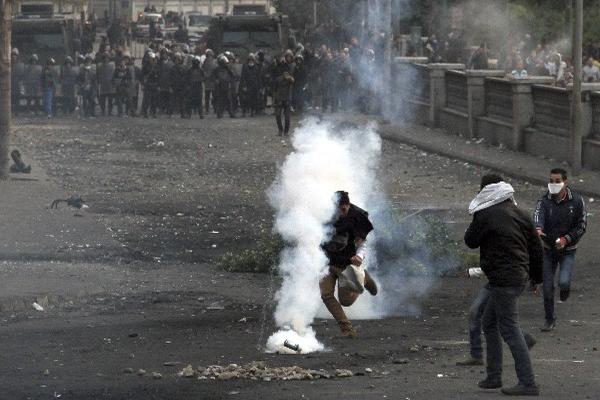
[265,118,382,353]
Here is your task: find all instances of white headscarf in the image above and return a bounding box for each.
[468,182,516,215]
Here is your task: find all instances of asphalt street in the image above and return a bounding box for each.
[0,112,599,399]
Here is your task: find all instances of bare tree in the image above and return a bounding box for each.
[0,0,11,180]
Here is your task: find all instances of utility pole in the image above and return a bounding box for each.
[571,0,583,175]
[383,0,392,118]
[0,0,11,180]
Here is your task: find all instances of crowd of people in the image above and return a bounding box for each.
[10,32,388,136]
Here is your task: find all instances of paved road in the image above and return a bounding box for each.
[0,112,598,399]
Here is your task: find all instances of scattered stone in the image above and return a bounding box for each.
[335,369,354,378]
[365,368,373,373]
[43,369,50,376]
[136,369,146,376]
[181,364,195,378]
[409,345,420,352]
[32,302,44,312]
[392,358,410,364]
[151,372,162,379]
[163,361,181,366]
[123,368,134,374]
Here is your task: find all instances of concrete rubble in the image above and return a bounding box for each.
[174,361,355,381]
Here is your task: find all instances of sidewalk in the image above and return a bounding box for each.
[346,114,600,198]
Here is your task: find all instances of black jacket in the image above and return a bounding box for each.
[323,204,373,267]
[465,200,543,286]
[533,188,586,252]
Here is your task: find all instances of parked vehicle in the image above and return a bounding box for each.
[134,13,165,38]
[185,12,211,43]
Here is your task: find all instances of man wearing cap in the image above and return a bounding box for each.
[320,191,378,338]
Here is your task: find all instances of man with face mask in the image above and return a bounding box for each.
[465,174,543,396]
[533,168,587,332]
[320,191,378,338]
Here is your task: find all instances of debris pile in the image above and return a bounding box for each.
[174,362,354,381]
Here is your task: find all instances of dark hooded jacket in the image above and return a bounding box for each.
[465,200,543,286]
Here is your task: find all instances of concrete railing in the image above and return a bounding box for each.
[393,62,600,171]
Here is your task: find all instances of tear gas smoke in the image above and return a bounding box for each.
[265,118,381,353]
[265,118,457,353]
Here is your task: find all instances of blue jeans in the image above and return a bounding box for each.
[482,284,535,386]
[543,249,576,322]
[43,88,54,116]
[469,284,533,359]
[469,284,490,359]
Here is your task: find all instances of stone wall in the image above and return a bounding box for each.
[394,62,600,171]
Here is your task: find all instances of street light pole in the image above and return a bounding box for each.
[571,0,583,175]
[0,0,11,180]
[383,0,392,118]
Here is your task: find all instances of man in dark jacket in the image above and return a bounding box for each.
[465,174,542,396]
[186,56,205,118]
[239,53,261,117]
[272,51,295,136]
[320,191,378,338]
[170,53,188,118]
[212,55,235,118]
[533,168,586,332]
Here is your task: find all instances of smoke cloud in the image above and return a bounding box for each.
[265,116,458,353]
[265,118,381,353]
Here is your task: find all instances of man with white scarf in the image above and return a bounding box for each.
[464,174,543,396]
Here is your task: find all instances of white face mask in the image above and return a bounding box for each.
[548,182,564,195]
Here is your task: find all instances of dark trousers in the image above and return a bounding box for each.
[81,89,95,117]
[543,249,576,323]
[98,94,113,115]
[159,90,171,115]
[275,102,291,134]
[469,284,534,360]
[204,89,214,113]
[186,96,203,118]
[482,284,535,387]
[215,89,233,118]
[62,95,76,114]
[114,91,128,115]
[142,88,158,117]
[127,96,138,116]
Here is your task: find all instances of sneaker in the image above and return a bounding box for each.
[524,333,537,350]
[478,377,502,389]
[559,288,570,302]
[501,384,539,396]
[456,356,484,366]
[540,320,555,332]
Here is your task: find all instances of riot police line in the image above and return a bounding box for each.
[9,40,383,121]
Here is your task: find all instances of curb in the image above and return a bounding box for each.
[375,126,600,199]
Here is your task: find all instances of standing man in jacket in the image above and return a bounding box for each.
[465,174,543,396]
[534,168,586,332]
